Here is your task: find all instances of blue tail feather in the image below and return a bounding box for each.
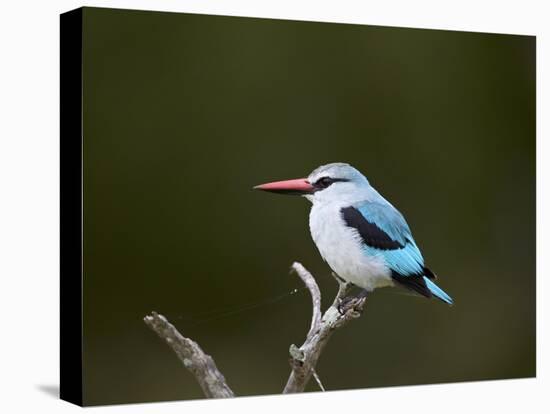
[423,277,453,305]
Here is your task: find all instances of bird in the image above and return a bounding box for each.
[253,162,453,305]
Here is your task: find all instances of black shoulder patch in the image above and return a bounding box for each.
[340,206,404,250]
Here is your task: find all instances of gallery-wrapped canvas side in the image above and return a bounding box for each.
[60,7,83,407]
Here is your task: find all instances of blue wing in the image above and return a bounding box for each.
[341,202,425,276]
[340,202,453,304]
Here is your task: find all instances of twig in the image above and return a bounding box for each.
[143,311,234,398]
[312,369,326,392]
[291,262,322,339]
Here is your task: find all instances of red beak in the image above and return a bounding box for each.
[253,178,314,195]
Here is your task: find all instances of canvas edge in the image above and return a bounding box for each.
[60,6,84,407]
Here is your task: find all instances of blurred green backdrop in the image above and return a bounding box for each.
[81,7,535,406]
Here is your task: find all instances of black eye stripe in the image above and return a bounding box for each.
[313,176,349,189]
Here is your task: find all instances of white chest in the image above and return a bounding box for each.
[308,202,393,291]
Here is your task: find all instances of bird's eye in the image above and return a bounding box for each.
[313,176,350,190]
[316,177,334,188]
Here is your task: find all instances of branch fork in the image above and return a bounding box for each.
[283,262,366,393]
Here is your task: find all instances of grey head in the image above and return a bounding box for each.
[305,162,373,204]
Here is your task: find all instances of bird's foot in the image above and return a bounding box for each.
[337,289,369,315]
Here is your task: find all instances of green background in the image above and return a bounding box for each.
[81,7,535,406]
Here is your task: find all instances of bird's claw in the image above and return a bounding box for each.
[337,296,355,315]
[337,292,368,315]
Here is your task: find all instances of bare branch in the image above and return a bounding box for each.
[291,262,322,338]
[283,263,366,394]
[143,311,234,398]
[144,262,366,398]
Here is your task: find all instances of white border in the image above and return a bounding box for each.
[0,1,547,413]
